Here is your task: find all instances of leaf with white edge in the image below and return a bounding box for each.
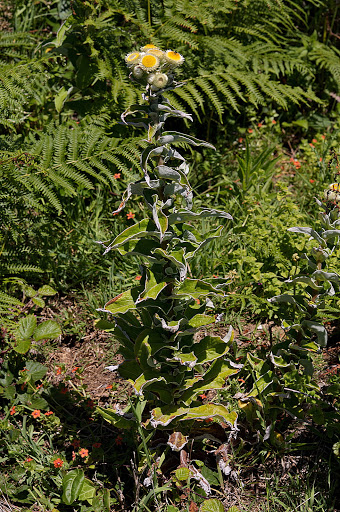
[313,270,339,283]
[109,219,157,249]
[168,432,189,452]
[151,403,237,428]
[167,351,197,368]
[78,478,96,504]
[62,470,85,505]
[102,289,139,315]
[181,359,241,404]
[94,319,116,331]
[134,376,173,403]
[33,320,61,341]
[117,360,143,382]
[141,144,164,172]
[96,407,135,429]
[200,499,225,512]
[301,320,328,347]
[322,229,340,239]
[156,165,181,181]
[174,279,222,299]
[169,208,232,224]
[269,353,291,368]
[118,239,159,258]
[154,248,187,280]
[193,335,232,364]
[37,285,57,296]
[287,226,324,246]
[152,199,168,240]
[159,131,215,149]
[247,371,274,397]
[15,314,36,341]
[268,294,297,305]
[285,276,323,291]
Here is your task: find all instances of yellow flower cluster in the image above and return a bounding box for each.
[324,183,340,203]
[125,44,184,91]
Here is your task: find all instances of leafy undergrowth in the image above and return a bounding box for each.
[1,296,339,512]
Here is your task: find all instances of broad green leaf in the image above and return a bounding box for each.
[268,294,297,305]
[167,351,197,368]
[175,467,190,481]
[313,270,339,283]
[200,499,224,512]
[26,361,48,381]
[32,297,45,308]
[156,165,181,181]
[96,406,135,429]
[62,470,85,505]
[55,86,73,113]
[94,319,116,331]
[138,270,168,302]
[193,335,232,364]
[15,314,36,341]
[301,320,328,347]
[154,248,187,279]
[21,285,36,298]
[181,359,241,404]
[78,478,96,504]
[187,314,215,329]
[13,339,31,354]
[37,285,57,296]
[102,289,138,315]
[109,219,157,249]
[247,371,274,397]
[29,397,48,409]
[118,238,159,257]
[151,403,237,427]
[286,276,323,291]
[174,279,222,299]
[34,320,61,341]
[117,360,142,381]
[134,376,173,403]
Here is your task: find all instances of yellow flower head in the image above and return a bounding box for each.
[140,54,160,72]
[141,44,159,52]
[324,183,340,202]
[125,52,141,66]
[147,48,164,59]
[164,50,184,67]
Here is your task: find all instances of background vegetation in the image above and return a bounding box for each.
[0,0,340,511]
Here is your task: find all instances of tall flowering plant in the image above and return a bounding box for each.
[97,45,239,436]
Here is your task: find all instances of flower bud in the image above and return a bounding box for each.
[150,73,168,90]
[132,66,144,79]
[311,246,328,262]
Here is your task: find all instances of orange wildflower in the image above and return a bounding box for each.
[10,406,16,415]
[31,410,41,419]
[115,435,123,446]
[71,439,81,449]
[199,394,207,400]
[45,411,53,416]
[135,275,142,281]
[127,211,135,219]
[272,119,277,124]
[257,123,263,128]
[309,179,315,184]
[56,367,62,375]
[309,143,315,148]
[114,173,121,179]
[79,448,89,458]
[25,457,33,462]
[106,384,113,389]
[71,367,80,373]
[321,135,326,140]
[93,442,101,449]
[53,458,64,468]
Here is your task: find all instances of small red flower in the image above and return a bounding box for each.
[36,383,43,390]
[321,135,326,140]
[93,442,101,449]
[60,386,68,394]
[45,411,53,416]
[71,367,80,373]
[79,448,89,458]
[195,299,200,305]
[71,440,81,449]
[248,128,253,133]
[238,137,243,143]
[312,138,317,143]
[56,367,62,375]
[309,179,315,184]
[135,275,142,281]
[87,399,94,409]
[272,119,277,124]
[257,123,263,128]
[114,173,121,179]
[106,384,113,390]
[25,457,33,462]
[53,458,64,468]
[72,451,76,461]
[115,435,123,446]
[309,143,315,148]
[199,394,207,400]
[10,406,16,416]
[127,211,135,220]
[31,410,41,419]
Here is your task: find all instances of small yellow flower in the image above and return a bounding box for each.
[140,44,159,51]
[125,52,141,66]
[140,54,160,72]
[164,50,184,67]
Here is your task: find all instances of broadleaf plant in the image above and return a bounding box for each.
[96,45,239,433]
